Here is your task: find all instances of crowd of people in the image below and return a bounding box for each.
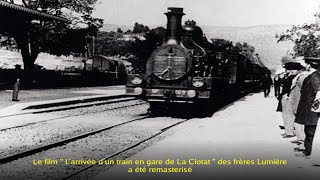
[273,57,320,166]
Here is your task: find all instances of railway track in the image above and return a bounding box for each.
[0,89,243,180]
[0,98,148,132]
[60,118,191,180]
[0,96,137,119]
[0,114,190,180]
[32,97,137,113]
[0,115,153,164]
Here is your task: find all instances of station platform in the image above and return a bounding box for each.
[0,85,126,116]
[91,91,320,180]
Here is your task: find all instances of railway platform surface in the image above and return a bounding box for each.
[0,85,126,116]
[91,90,320,180]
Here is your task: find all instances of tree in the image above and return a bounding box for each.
[276,11,320,57]
[94,25,166,72]
[232,42,256,61]
[117,28,123,33]
[132,22,150,34]
[95,31,136,56]
[131,26,166,71]
[1,0,103,86]
[210,38,233,51]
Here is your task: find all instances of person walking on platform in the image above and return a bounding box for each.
[12,78,20,101]
[276,71,289,113]
[280,62,301,138]
[274,73,282,98]
[12,64,21,102]
[262,72,273,97]
[295,57,320,158]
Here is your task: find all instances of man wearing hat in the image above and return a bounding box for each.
[276,66,292,112]
[274,73,282,98]
[295,57,320,158]
[280,62,303,138]
[262,70,273,97]
[288,63,309,150]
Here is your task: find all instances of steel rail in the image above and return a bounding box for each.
[0,115,153,164]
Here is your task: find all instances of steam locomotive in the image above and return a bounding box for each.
[126,7,269,111]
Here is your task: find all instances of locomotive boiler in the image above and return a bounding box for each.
[126,7,268,111]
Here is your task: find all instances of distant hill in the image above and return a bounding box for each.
[100,24,134,32]
[101,24,162,32]
[101,24,295,71]
[201,25,295,71]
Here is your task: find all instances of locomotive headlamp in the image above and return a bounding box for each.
[133,87,143,95]
[131,75,143,85]
[187,90,196,98]
[192,77,204,87]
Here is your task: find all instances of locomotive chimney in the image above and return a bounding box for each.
[165,7,185,44]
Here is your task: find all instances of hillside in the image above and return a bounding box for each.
[102,24,295,71]
[201,25,295,71]
[100,24,133,32]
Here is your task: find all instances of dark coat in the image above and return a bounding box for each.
[295,71,320,125]
[274,75,282,86]
[281,74,296,96]
[276,74,296,112]
[262,75,273,87]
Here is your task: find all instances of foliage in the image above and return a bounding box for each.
[95,23,166,71]
[211,38,232,46]
[95,31,136,56]
[210,38,233,51]
[117,28,123,33]
[232,42,256,60]
[276,12,320,57]
[132,22,150,34]
[1,0,103,71]
[0,35,17,49]
[130,27,165,71]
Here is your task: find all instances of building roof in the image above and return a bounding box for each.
[0,1,66,21]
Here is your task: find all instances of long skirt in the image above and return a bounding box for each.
[282,97,295,136]
[311,120,320,165]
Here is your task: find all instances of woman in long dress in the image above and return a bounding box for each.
[311,120,320,165]
[311,92,320,165]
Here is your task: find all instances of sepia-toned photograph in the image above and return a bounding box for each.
[1,0,320,179]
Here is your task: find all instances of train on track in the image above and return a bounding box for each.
[126,7,270,111]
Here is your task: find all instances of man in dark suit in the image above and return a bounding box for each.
[295,57,320,158]
[274,73,282,98]
[262,72,273,97]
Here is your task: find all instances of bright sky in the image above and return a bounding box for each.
[92,0,320,26]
